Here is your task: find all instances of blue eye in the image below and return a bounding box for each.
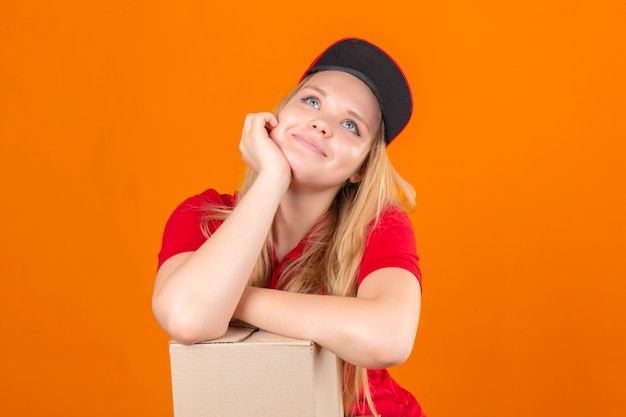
[302,96,320,109]
[342,120,360,136]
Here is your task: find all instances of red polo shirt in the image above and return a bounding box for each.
[158,188,426,417]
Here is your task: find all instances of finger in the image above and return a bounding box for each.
[250,112,276,136]
[265,113,278,130]
[241,113,256,137]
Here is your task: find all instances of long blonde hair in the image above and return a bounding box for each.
[202,77,416,416]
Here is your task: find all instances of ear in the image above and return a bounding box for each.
[348,172,363,184]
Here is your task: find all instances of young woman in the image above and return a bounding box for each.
[153,38,426,417]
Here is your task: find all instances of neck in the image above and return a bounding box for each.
[272,186,338,261]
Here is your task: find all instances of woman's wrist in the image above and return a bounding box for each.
[255,168,291,195]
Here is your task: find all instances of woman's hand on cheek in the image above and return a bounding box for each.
[239,112,291,183]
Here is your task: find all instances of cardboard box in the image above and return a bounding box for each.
[169,326,344,417]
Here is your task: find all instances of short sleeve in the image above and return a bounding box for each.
[157,189,236,269]
[357,206,422,288]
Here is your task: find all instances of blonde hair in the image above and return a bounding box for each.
[202,77,416,416]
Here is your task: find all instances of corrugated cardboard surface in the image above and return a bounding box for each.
[169,327,344,417]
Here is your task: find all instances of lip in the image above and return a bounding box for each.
[292,134,327,157]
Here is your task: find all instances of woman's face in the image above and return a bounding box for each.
[270,70,381,191]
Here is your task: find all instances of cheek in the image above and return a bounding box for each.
[270,108,302,141]
[331,144,367,175]
[276,106,304,124]
[337,138,371,160]
[349,146,373,174]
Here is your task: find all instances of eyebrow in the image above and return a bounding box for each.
[302,85,371,133]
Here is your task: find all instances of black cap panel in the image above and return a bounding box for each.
[303,38,412,144]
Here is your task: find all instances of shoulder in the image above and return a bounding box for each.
[358,204,421,287]
[157,189,237,268]
[164,188,238,234]
[176,188,238,212]
[368,204,415,240]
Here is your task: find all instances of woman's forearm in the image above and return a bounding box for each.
[152,172,289,343]
[233,270,421,369]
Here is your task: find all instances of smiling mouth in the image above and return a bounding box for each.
[292,134,327,157]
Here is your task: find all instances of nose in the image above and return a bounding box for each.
[311,118,331,137]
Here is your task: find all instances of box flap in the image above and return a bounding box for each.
[246,329,314,346]
[199,325,258,344]
[169,325,258,345]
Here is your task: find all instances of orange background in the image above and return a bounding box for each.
[1,1,625,416]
